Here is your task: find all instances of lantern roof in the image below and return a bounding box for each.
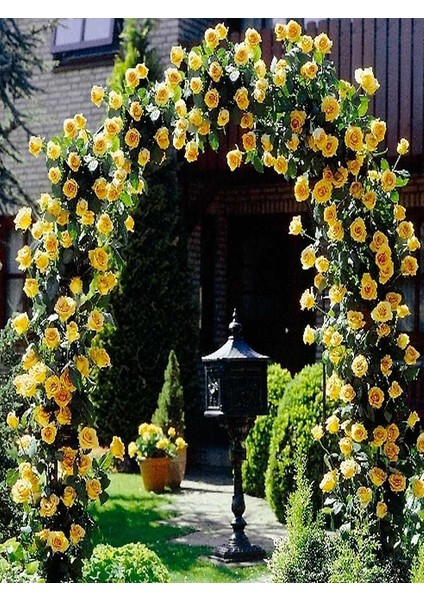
[202,309,269,362]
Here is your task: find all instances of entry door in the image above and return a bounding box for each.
[227,214,315,375]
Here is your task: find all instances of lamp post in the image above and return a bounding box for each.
[202,309,269,562]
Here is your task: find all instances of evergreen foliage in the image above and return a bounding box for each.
[152,350,185,436]
[265,363,339,521]
[242,364,291,498]
[0,19,46,208]
[268,454,335,583]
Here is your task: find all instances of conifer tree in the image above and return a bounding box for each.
[152,350,185,436]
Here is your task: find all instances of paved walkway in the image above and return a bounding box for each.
[164,468,287,558]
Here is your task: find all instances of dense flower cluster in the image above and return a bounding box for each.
[7,19,422,577]
[128,423,187,461]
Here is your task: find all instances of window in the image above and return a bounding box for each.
[398,216,424,334]
[0,220,26,327]
[51,18,122,64]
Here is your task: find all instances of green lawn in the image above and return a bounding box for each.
[89,473,268,583]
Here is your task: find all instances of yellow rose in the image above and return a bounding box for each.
[215,23,228,40]
[351,422,368,443]
[274,22,287,41]
[78,454,92,476]
[28,135,43,157]
[376,502,388,519]
[388,472,406,493]
[299,289,315,310]
[397,138,410,155]
[349,217,367,243]
[97,271,118,295]
[89,247,109,272]
[300,61,318,79]
[226,149,243,172]
[355,67,380,95]
[340,459,357,479]
[303,325,316,345]
[289,216,303,236]
[381,170,397,192]
[89,347,111,368]
[54,296,76,322]
[188,50,202,70]
[312,179,332,204]
[234,87,249,111]
[294,176,310,202]
[328,283,346,304]
[319,470,337,493]
[91,85,104,107]
[384,441,400,462]
[40,494,59,517]
[108,90,123,110]
[371,426,387,447]
[69,524,86,546]
[185,141,199,163]
[300,246,316,270]
[345,126,364,151]
[128,441,138,458]
[351,355,369,378]
[371,301,393,323]
[339,384,356,404]
[273,68,287,87]
[125,128,141,150]
[368,386,384,409]
[369,467,387,487]
[96,213,113,236]
[286,20,302,42]
[339,436,353,456]
[412,479,424,499]
[124,67,140,89]
[62,486,77,507]
[87,310,104,332]
[23,278,39,299]
[401,255,418,276]
[209,61,223,83]
[16,245,32,271]
[154,127,170,150]
[274,155,288,175]
[323,204,337,224]
[170,45,184,67]
[357,486,372,507]
[110,436,125,460]
[407,411,420,429]
[298,34,313,53]
[405,345,420,365]
[311,424,324,441]
[79,426,99,450]
[6,411,19,429]
[12,478,32,503]
[14,207,32,231]
[12,312,30,335]
[56,406,72,426]
[73,355,89,378]
[408,236,421,251]
[234,42,249,66]
[43,327,60,350]
[48,531,69,554]
[66,321,80,343]
[135,62,148,80]
[41,423,57,445]
[86,478,102,501]
[417,433,424,454]
[362,191,376,210]
[69,276,83,296]
[380,355,393,377]
[389,381,403,398]
[286,134,299,152]
[314,32,332,54]
[326,414,340,434]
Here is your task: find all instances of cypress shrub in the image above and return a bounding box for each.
[265,363,339,522]
[242,364,291,498]
[152,350,185,436]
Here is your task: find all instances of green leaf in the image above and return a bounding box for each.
[381,158,390,171]
[208,130,219,151]
[252,154,264,173]
[99,451,113,471]
[6,468,19,487]
[252,45,262,62]
[172,85,182,103]
[396,177,409,187]
[358,96,369,117]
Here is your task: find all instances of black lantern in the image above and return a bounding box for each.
[202,309,269,562]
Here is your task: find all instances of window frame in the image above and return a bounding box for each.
[0,217,27,327]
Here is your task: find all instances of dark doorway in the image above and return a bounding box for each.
[227,214,315,375]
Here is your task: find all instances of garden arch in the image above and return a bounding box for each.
[8,20,423,580]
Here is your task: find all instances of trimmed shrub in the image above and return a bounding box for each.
[242,364,291,497]
[265,363,339,522]
[152,350,185,436]
[0,322,22,542]
[0,538,42,583]
[268,454,335,583]
[82,543,170,583]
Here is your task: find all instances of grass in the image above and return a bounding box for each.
[89,473,268,583]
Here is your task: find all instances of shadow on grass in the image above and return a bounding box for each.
[90,474,267,583]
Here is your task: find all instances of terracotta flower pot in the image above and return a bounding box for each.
[166,446,187,490]
[139,456,170,493]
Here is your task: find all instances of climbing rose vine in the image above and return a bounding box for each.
[6,19,422,580]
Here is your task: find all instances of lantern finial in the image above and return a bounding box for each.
[229,308,242,338]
